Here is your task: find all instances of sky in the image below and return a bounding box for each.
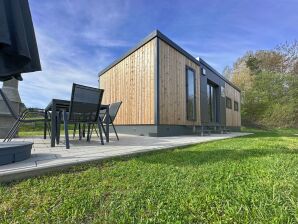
[14,0,298,107]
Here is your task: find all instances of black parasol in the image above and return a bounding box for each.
[0,0,41,166]
[0,0,41,81]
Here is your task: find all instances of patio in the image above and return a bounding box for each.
[0,132,251,183]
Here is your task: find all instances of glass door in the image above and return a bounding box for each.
[207,83,217,123]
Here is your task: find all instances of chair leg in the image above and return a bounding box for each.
[47,121,52,138]
[79,123,82,140]
[56,112,61,144]
[8,120,23,141]
[111,121,119,141]
[73,123,77,139]
[97,121,104,145]
[89,123,93,135]
[89,123,96,140]
[82,123,86,138]
[6,111,29,141]
[94,125,99,137]
[98,117,108,139]
[87,123,91,142]
[63,111,70,149]
[4,110,28,141]
[3,118,20,142]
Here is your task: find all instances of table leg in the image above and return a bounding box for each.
[79,123,82,140]
[51,102,56,147]
[106,107,109,142]
[44,110,48,139]
[56,111,61,144]
[63,110,70,149]
[87,123,91,141]
[82,123,86,138]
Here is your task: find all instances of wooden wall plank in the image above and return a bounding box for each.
[159,39,201,125]
[99,38,156,125]
[100,36,240,127]
[225,83,241,127]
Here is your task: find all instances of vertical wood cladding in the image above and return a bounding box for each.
[159,39,201,125]
[225,83,241,127]
[99,38,156,125]
[100,34,241,128]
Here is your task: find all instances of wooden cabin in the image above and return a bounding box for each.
[99,30,241,136]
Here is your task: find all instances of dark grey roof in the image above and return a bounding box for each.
[98,30,240,92]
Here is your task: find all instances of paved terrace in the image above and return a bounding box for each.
[0,132,252,183]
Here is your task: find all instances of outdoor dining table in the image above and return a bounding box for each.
[44,99,109,147]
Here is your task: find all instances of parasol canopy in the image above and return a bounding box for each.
[0,0,41,81]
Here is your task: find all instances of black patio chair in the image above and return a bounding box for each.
[0,89,49,142]
[62,83,105,149]
[72,123,83,140]
[97,101,122,141]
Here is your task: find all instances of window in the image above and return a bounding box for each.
[201,68,206,75]
[186,67,196,120]
[207,83,217,122]
[226,97,232,109]
[221,86,225,97]
[234,101,239,111]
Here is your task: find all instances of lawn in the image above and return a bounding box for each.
[0,129,297,223]
[18,122,75,137]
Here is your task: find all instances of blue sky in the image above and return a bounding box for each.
[16,0,298,107]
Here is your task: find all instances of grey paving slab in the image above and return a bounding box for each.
[0,132,252,182]
[0,161,36,173]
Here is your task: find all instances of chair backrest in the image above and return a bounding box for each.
[0,89,19,119]
[68,83,104,122]
[107,101,122,123]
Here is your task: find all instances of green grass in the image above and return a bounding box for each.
[1,129,298,223]
[18,122,75,137]
[18,130,74,137]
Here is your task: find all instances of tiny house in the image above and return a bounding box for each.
[99,30,241,136]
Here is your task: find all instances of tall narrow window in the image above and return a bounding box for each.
[226,97,232,109]
[234,101,239,111]
[207,83,217,122]
[186,67,196,120]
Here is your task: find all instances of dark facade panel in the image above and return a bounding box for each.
[157,125,199,136]
[200,74,208,124]
[115,124,241,137]
[200,64,226,126]
[115,125,159,137]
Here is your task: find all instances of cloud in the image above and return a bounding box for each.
[18,0,298,108]
[20,28,114,108]
[20,0,132,108]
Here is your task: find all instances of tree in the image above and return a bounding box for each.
[222,66,233,80]
[227,40,298,128]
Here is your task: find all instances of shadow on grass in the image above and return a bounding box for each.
[136,146,297,168]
